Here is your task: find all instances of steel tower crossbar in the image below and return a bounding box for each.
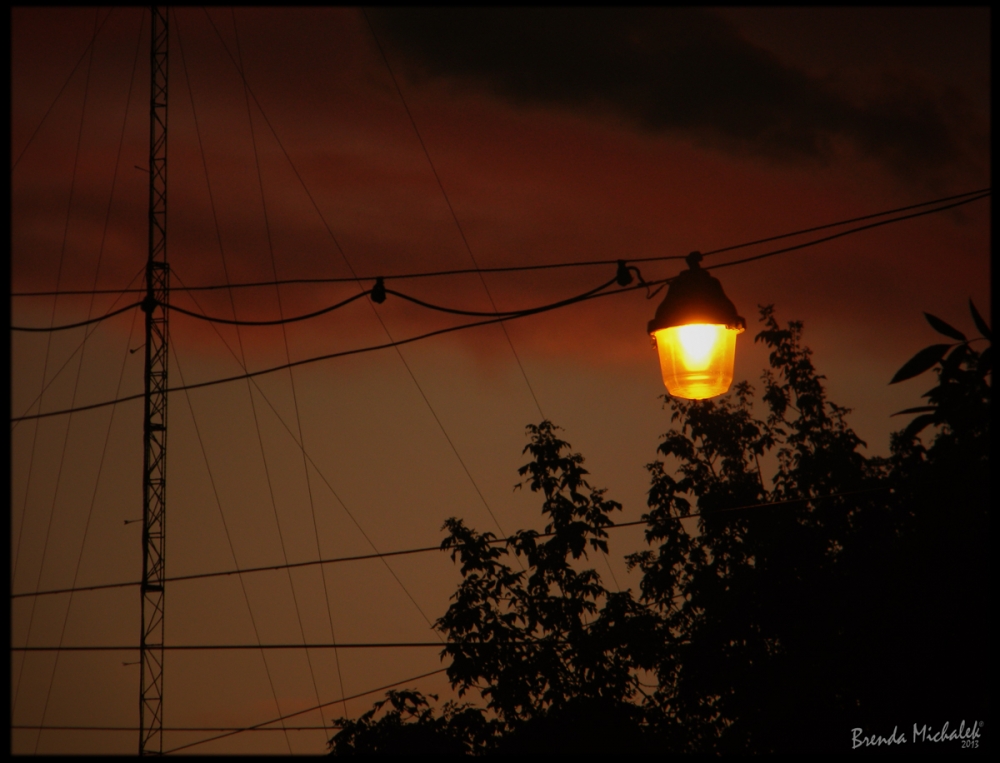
[140,5,169,755]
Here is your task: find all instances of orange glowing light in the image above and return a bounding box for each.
[653,323,740,399]
[647,252,746,400]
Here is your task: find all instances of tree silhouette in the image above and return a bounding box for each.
[329,303,990,755]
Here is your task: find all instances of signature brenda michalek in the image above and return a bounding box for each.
[852,721,983,749]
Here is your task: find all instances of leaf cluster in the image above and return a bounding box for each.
[327,690,496,756]
[436,421,653,724]
[330,302,990,755]
[889,300,991,442]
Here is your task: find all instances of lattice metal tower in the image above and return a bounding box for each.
[140,5,169,755]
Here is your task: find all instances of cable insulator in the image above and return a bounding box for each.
[371,277,386,304]
[615,260,633,287]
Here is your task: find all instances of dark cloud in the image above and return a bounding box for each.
[367,8,960,176]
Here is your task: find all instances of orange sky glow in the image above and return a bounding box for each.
[9,7,990,754]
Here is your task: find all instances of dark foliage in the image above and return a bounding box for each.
[329,303,990,755]
[323,690,494,756]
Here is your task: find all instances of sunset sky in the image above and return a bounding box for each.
[9,7,990,754]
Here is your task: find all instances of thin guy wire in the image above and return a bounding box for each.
[175,15,313,743]
[162,667,449,754]
[170,343,293,751]
[12,12,101,730]
[36,28,148,729]
[202,6,514,547]
[166,268,439,634]
[11,190,990,425]
[12,11,110,575]
[12,487,894,599]
[33,304,139,750]
[363,8,545,421]
[12,188,989,298]
[10,265,146,432]
[229,9,334,729]
[10,8,116,172]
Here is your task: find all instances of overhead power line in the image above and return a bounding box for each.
[169,290,368,325]
[161,667,449,754]
[13,643,458,652]
[382,286,552,318]
[13,725,340,732]
[10,275,629,421]
[10,264,147,431]
[11,188,990,298]
[706,192,992,273]
[9,188,988,420]
[11,274,615,333]
[11,301,141,332]
[698,186,989,258]
[11,486,892,600]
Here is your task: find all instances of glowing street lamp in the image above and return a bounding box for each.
[648,252,745,399]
